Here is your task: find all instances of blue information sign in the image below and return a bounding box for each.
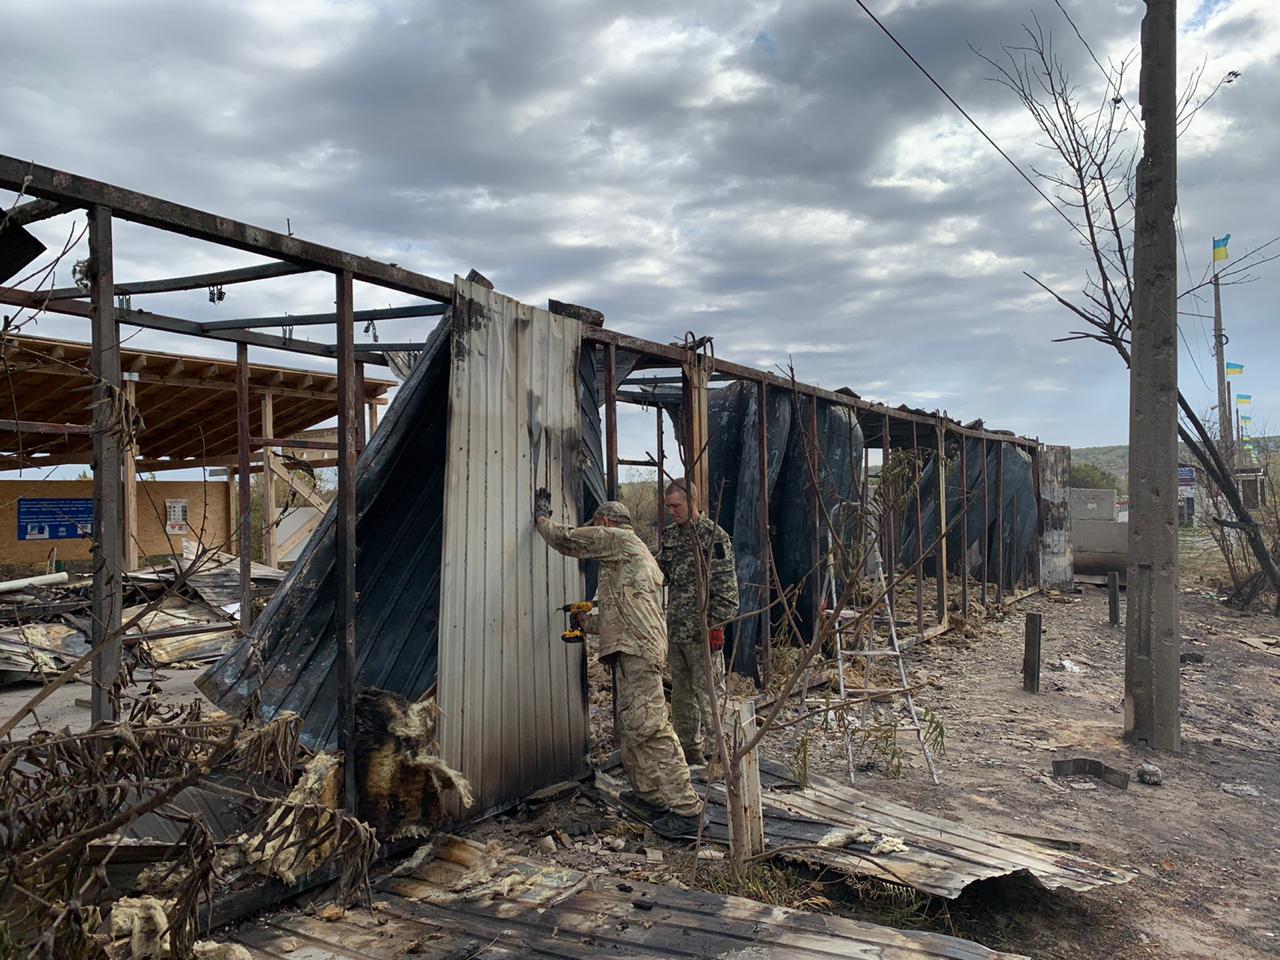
[17,498,94,541]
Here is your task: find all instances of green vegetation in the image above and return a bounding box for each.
[1069,462,1121,492]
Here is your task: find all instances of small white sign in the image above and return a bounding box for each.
[165,499,189,535]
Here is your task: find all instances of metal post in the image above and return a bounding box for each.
[809,396,821,638]
[935,421,947,624]
[911,421,924,637]
[882,413,893,617]
[355,360,367,453]
[122,376,139,570]
[656,403,666,534]
[1031,441,1043,588]
[756,380,771,687]
[335,270,360,812]
[996,443,1006,606]
[262,393,278,568]
[1108,572,1121,626]
[89,206,122,724]
[1023,612,1042,694]
[981,437,990,608]
[604,342,618,499]
[236,343,253,628]
[959,435,969,620]
[1125,0,1180,752]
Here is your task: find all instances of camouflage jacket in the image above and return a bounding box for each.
[657,514,739,646]
[535,517,668,665]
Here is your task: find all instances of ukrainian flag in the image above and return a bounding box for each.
[1226,362,1244,376]
[1214,234,1231,262]
[1237,393,1252,405]
[1242,415,1253,425]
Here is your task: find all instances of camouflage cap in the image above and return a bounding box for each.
[592,500,633,525]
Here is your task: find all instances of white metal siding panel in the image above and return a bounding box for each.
[438,280,588,815]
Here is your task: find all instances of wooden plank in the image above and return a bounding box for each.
[45,261,312,299]
[89,206,122,724]
[1023,612,1042,694]
[2,197,70,228]
[0,154,454,301]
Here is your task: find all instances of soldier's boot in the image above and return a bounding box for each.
[652,811,702,840]
[620,790,669,819]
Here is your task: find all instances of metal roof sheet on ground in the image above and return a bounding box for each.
[225,835,1026,959]
[0,334,393,469]
[597,760,1133,900]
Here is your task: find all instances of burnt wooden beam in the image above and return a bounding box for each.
[0,155,453,300]
[548,298,605,327]
[0,418,91,435]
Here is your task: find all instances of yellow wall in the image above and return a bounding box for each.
[0,479,232,574]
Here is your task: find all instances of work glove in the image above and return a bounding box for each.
[534,487,552,521]
[707,628,725,652]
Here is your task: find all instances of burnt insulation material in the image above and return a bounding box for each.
[898,439,1037,589]
[199,319,608,752]
[706,387,862,679]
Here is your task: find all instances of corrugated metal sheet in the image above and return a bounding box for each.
[1037,444,1073,590]
[226,835,1026,959]
[755,773,1134,898]
[197,319,453,750]
[598,761,1133,900]
[438,280,589,817]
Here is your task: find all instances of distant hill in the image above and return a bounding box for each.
[1073,437,1276,490]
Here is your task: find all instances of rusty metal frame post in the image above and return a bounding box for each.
[911,420,924,638]
[604,342,619,500]
[655,403,666,535]
[261,392,278,568]
[1030,440,1043,590]
[808,396,822,639]
[335,270,359,814]
[959,434,969,619]
[881,413,893,616]
[236,343,253,627]
[757,380,771,687]
[935,420,948,624]
[355,360,367,453]
[981,437,990,609]
[89,206,123,725]
[122,375,139,571]
[996,442,1006,606]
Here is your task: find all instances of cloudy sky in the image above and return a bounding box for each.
[4,0,1277,470]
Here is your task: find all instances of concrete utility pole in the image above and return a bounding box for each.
[1125,0,1180,752]
[1212,271,1232,466]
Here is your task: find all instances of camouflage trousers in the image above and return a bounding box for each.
[669,640,726,764]
[613,653,702,817]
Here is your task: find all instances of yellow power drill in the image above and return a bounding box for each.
[560,601,593,643]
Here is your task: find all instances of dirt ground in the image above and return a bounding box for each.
[5,588,1275,959]
[465,586,1279,960]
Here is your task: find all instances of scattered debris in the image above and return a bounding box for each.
[870,835,909,855]
[1137,763,1164,785]
[1220,782,1261,798]
[109,896,174,960]
[1179,651,1205,665]
[696,848,725,861]
[536,835,558,855]
[1048,658,1082,673]
[1236,635,1280,657]
[1051,757,1130,790]
[193,941,254,960]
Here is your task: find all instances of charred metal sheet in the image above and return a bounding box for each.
[228,835,1025,959]
[198,319,453,750]
[437,280,589,817]
[597,762,1133,900]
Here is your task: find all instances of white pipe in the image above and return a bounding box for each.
[0,571,70,594]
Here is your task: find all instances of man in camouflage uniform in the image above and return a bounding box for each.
[657,478,739,765]
[534,492,703,837]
